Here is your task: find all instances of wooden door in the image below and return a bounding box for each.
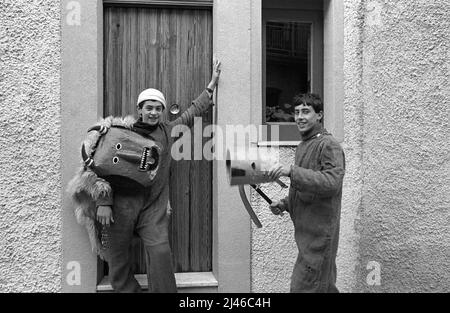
[103,5,212,273]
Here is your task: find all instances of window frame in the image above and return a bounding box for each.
[262,8,324,143]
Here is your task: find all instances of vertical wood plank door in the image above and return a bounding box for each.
[104,5,212,273]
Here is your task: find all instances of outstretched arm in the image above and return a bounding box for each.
[170,59,221,128]
[268,140,345,198]
[289,141,345,197]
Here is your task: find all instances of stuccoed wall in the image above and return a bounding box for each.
[250,148,297,293]
[350,0,449,292]
[251,0,449,293]
[0,0,61,292]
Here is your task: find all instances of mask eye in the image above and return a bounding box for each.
[115,143,122,150]
[113,156,119,164]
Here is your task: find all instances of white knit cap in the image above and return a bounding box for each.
[137,88,167,109]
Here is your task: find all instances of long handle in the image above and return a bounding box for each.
[238,185,263,228]
[250,184,272,204]
[251,184,284,217]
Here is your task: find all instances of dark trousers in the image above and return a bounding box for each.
[290,252,339,293]
[107,240,177,293]
[105,188,177,293]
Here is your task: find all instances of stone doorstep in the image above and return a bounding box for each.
[97,272,218,292]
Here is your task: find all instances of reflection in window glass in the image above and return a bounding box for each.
[265,21,311,123]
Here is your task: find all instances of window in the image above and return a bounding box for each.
[262,0,323,142]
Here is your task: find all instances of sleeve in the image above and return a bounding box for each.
[96,190,114,207]
[169,90,213,128]
[289,140,345,197]
[280,196,290,213]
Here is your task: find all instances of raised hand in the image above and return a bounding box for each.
[208,57,222,89]
[268,163,291,181]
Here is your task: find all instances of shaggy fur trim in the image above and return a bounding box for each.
[66,116,136,259]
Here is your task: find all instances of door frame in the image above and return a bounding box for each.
[104,0,213,8]
[102,2,214,276]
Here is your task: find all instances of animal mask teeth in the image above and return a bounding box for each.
[139,147,150,171]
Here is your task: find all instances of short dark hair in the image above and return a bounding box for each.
[293,93,323,114]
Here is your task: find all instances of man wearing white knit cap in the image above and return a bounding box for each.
[137,88,167,109]
[136,88,167,126]
[96,59,221,293]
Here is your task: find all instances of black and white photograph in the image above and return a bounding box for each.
[0,0,448,302]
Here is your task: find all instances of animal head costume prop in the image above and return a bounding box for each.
[81,125,161,187]
[66,116,163,259]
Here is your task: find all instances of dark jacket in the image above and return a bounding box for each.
[282,125,345,292]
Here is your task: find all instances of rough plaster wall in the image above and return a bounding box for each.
[338,0,368,293]
[0,0,62,292]
[251,147,297,293]
[350,0,450,293]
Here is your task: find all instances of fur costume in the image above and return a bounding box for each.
[66,116,136,260]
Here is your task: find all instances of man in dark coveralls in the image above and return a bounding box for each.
[269,93,345,293]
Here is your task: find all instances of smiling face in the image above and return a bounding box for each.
[294,104,323,134]
[138,100,164,126]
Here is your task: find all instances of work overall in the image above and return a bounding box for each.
[97,91,212,293]
[284,125,345,293]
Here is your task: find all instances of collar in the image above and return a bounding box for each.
[300,124,324,141]
[133,120,159,136]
